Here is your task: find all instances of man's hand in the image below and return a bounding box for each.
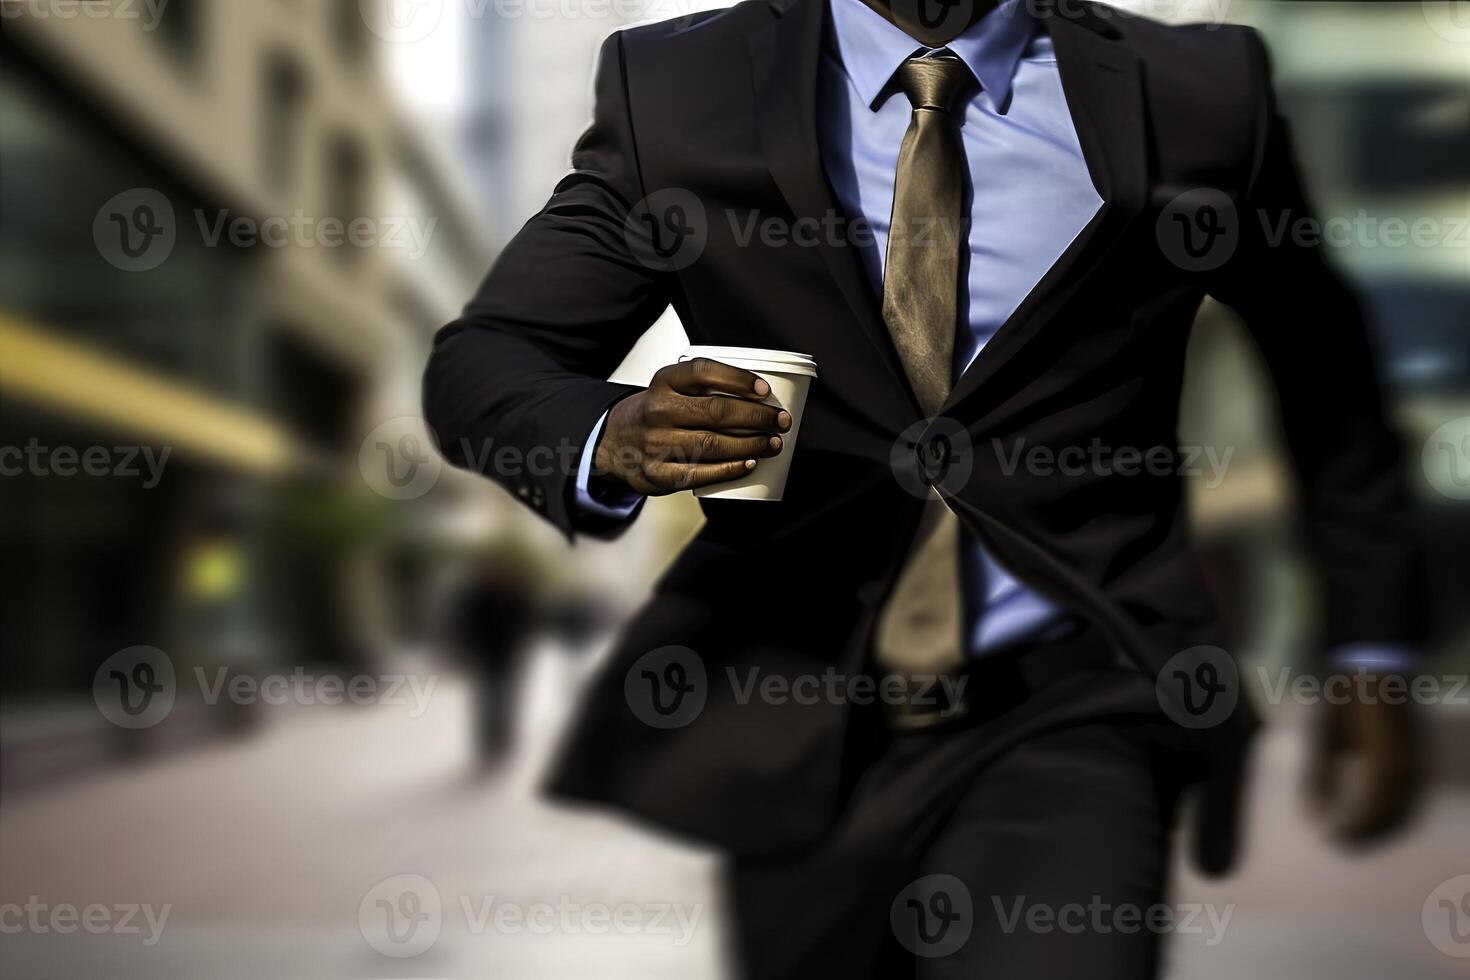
[1307,673,1424,845]
[591,358,792,495]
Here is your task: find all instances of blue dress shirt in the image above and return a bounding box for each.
[573,0,1416,670]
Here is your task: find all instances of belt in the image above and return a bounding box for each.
[881,628,1116,734]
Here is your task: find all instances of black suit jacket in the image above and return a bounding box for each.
[424,0,1424,861]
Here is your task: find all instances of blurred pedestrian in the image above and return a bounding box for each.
[449,550,539,768]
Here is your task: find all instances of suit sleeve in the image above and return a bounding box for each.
[1207,29,1428,653]
[423,31,668,540]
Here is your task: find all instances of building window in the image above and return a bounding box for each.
[334,0,370,64]
[154,0,203,62]
[327,135,369,263]
[263,55,306,195]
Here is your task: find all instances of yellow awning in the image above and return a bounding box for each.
[0,313,295,474]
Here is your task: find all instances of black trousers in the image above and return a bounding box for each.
[901,721,1185,979]
[728,633,1197,980]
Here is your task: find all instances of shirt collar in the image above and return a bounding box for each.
[827,0,1038,112]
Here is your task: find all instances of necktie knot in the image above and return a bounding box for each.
[896,52,975,115]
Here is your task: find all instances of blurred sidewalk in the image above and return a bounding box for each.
[0,646,728,980]
[0,652,1466,979]
[1170,708,1469,980]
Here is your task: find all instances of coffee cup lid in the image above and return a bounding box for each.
[681,345,818,378]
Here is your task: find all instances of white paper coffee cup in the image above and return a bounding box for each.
[678,345,818,501]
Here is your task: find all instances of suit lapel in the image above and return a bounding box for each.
[749,0,922,415]
[944,2,1149,413]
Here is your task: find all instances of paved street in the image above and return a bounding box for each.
[1,648,1466,978]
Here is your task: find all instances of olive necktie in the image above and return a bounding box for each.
[874,52,974,679]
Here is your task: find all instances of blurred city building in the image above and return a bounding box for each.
[0,0,501,785]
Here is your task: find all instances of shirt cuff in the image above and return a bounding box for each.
[573,410,644,521]
[1327,645,1422,673]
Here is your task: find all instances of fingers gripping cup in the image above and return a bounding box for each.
[679,346,818,501]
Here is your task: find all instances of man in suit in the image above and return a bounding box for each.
[424,0,1426,975]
